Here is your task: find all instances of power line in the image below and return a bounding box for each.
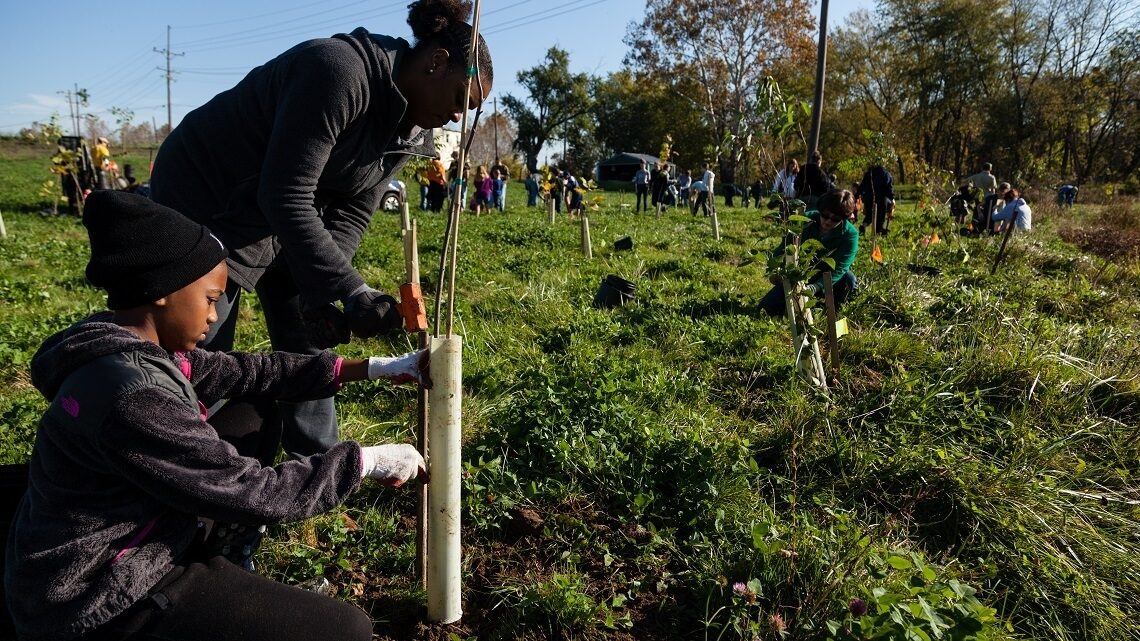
[185,7,401,53]
[178,0,387,31]
[483,0,609,35]
[177,0,402,48]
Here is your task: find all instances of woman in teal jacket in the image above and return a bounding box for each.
[761,188,860,316]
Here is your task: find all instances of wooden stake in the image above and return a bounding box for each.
[991,213,1018,275]
[402,219,428,587]
[0,209,7,239]
[547,195,555,224]
[711,208,721,241]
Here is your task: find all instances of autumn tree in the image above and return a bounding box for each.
[624,0,815,185]
[591,70,707,174]
[466,110,518,169]
[500,47,594,173]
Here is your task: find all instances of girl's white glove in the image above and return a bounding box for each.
[367,349,431,387]
[359,443,428,487]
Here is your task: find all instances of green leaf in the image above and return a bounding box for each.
[888,555,914,570]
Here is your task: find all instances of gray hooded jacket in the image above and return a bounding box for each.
[150,28,435,305]
[5,314,363,640]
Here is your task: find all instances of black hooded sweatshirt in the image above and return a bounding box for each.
[150,28,435,306]
[5,314,363,641]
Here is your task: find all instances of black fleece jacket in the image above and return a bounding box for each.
[5,314,363,641]
[150,28,435,305]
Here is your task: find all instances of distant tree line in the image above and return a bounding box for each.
[498,0,1138,191]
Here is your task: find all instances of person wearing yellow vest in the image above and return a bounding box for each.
[92,137,112,189]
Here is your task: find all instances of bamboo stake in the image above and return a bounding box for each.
[711,208,721,241]
[0,209,7,239]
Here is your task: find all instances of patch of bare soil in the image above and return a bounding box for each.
[361,500,700,641]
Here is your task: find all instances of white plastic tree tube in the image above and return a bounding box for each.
[581,213,592,258]
[427,334,463,623]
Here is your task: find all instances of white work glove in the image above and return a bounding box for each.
[359,443,428,487]
[367,349,431,387]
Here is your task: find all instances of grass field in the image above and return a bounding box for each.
[1,138,1138,640]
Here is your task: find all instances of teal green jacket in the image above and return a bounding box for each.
[775,212,860,285]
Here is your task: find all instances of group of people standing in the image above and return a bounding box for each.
[417,153,509,215]
[632,161,717,217]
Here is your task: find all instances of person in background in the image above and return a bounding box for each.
[749,179,765,209]
[858,160,895,237]
[794,151,832,210]
[524,170,540,207]
[490,157,509,206]
[677,169,692,204]
[472,164,491,215]
[1057,183,1078,208]
[549,169,564,213]
[491,167,505,211]
[773,159,799,198]
[975,181,1010,234]
[948,184,975,226]
[991,186,1033,232]
[724,182,738,207]
[701,162,717,215]
[967,162,998,197]
[760,188,860,317]
[416,167,430,210]
[967,162,999,224]
[565,172,583,217]
[632,161,651,213]
[4,191,428,641]
[690,175,710,217]
[92,137,112,190]
[426,152,448,213]
[650,163,671,210]
[149,0,492,464]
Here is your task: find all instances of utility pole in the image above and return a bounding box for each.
[57,89,75,136]
[154,25,184,134]
[492,97,499,162]
[807,0,829,156]
[74,84,82,137]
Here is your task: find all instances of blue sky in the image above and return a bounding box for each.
[0,0,870,136]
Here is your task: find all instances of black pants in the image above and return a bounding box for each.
[204,261,337,460]
[427,182,447,212]
[861,199,890,235]
[692,191,710,216]
[635,184,649,212]
[79,555,372,641]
